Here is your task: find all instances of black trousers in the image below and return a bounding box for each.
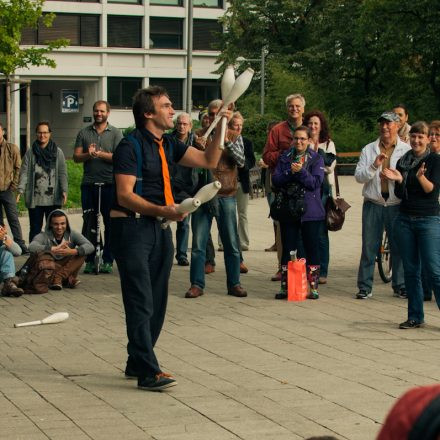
[111,216,174,379]
[279,220,322,266]
[0,190,25,247]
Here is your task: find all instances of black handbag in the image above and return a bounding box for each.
[270,182,306,222]
[325,169,351,231]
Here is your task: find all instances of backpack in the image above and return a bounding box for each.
[17,252,56,294]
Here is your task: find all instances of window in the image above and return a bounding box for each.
[149,78,183,109]
[108,77,142,108]
[150,17,183,49]
[150,0,182,4]
[192,79,219,109]
[108,16,142,48]
[193,19,222,51]
[194,0,223,7]
[108,0,141,3]
[21,14,99,46]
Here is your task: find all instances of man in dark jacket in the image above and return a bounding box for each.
[171,113,199,266]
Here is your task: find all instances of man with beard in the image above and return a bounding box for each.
[74,101,123,274]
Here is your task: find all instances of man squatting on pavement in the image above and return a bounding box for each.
[110,86,231,391]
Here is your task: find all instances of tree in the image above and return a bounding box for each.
[0,0,67,142]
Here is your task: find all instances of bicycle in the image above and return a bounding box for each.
[377,229,392,283]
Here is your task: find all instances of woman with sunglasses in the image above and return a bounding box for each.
[382,121,440,329]
[272,125,325,299]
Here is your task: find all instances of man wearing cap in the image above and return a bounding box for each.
[354,111,411,299]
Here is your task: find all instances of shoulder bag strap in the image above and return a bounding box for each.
[334,166,341,198]
[126,135,143,196]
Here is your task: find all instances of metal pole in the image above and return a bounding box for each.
[260,47,265,115]
[186,0,193,113]
[6,78,11,142]
[26,83,31,151]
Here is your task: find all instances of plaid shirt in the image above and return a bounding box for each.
[225,135,245,168]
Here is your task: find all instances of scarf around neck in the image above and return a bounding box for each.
[32,139,57,174]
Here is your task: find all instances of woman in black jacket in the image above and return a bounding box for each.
[382,121,440,329]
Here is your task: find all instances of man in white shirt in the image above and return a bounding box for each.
[354,111,411,299]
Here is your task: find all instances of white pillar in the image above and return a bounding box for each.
[11,76,21,146]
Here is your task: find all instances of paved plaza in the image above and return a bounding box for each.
[1,176,440,440]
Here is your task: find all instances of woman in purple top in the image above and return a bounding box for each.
[272,126,325,299]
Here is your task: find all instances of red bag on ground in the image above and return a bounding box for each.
[287,258,308,301]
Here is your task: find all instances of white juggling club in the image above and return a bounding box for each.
[193,181,222,204]
[14,312,69,328]
[221,65,235,101]
[203,67,255,142]
[158,182,222,228]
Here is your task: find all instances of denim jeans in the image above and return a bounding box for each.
[0,247,16,281]
[190,196,241,289]
[357,201,404,292]
[175,215,190,261]
[394,214,440,323]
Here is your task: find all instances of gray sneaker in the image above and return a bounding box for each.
[356,290,372,299]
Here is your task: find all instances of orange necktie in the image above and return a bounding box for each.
[154,138,174,206]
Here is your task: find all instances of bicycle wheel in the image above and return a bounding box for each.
[377,230,392,283]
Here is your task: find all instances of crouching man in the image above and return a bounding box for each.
[0,223,23,297]
[29,210,94,290]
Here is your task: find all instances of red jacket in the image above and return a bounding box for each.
[262,121,293,170]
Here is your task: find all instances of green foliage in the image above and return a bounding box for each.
[0,0,68,77]
[242,114,279,154]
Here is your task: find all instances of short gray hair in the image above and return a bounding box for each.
[208,99,223,112]
[176,112,192,125]
[285,94,306,108]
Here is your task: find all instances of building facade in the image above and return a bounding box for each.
[3,0,224,155]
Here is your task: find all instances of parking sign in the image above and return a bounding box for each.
[61,90,79,113]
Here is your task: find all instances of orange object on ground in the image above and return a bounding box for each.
[287,258,308,301]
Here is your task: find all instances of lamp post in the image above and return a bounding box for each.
[237,47,266,115]
[186,0,193,114]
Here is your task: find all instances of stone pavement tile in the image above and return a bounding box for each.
[147,422,239,440]
[221,418,302,439]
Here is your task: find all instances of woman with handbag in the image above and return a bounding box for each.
[271,126,325,299]
[382,121,440,329]
[304,111,337,284]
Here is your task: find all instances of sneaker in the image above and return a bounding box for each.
[49,281,63,291]
[398,288,407,299]
[84,262,95,274]
[20,245,30,255]
[138,374,177,391]
[67,279,81,289]
[399,319,424,329]
[274,291,287,300]
[99,263,113,274]
[307,291,319,300]
[356,290,372,299]
[177,258,189,266]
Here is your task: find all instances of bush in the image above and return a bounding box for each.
[242,113,280,154]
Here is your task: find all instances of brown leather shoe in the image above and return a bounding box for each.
[204,263,215,274]
[318,277,327,284]
[227,285,248,297]
[271,270,282,282]
[265,243,277,252]
[240,262,248,274]
[185,285,204,298]
[1,278,24,297]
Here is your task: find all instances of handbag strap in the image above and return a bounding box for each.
[334,167,341,198]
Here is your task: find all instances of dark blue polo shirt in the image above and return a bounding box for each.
[112,127,188,211]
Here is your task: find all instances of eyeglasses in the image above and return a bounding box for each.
[293,136,308,141]
[37,132,50,135]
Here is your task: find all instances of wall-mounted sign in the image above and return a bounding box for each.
[83,116,92,123]
[61,89,79,113]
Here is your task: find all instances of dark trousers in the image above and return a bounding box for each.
[28,205,60,242]
[0,190,25,247]
[111,216,174,379]
[279,220,322,266]
[81,184,113,264]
